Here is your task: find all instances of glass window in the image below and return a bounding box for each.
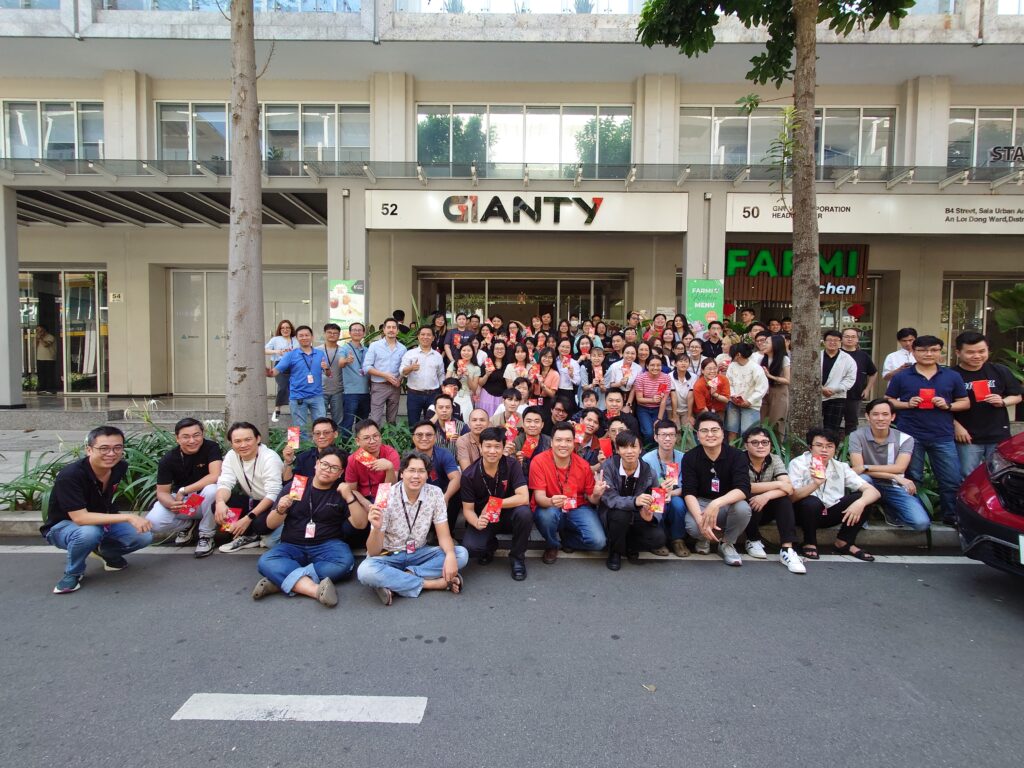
[947,108,975,168]
[1016,109,1024,152]
[748,107,785,165]
[339,105,370,161]
[158,103,190,161]
[41,102,75,160]
[679,107,712,165]
[712,107,747,165]
[452,105,487,167]
[77,103,104,160]
[597,106,632,167]
[488,105,525,166]
[859,108,894,167]
[5,102,39,158]
[417,105,452,165]
[265,104,299,161]
[975,108,1014,167]
[525,106,560,165]
[561,106,596,166]
[192,103,228,162]
[302,105,335,162]
[821,108,860,167]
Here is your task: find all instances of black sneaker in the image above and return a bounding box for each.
[90,551,128,571]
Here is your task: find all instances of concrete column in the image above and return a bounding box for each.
[635,74,679,165]
[0,187,24,408]
[102,70,153,161]
[682,183,727,281]
[327,182,369,324]
[369,73,414,163]
[900,76,951,167]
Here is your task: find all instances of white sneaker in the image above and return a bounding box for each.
[780,547,807,574]
[744,539,768,559]
[219,534,260,553]
[695,539,711,555]
[271,411,280,423]
[720,542,743,566]
[174,522,197,546]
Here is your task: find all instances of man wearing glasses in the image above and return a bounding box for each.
[281,417,347,487]
[680,413,752,566]
[42,426,154,594]
[885,335,970,527]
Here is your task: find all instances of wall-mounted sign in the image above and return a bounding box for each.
[725,244,870,300]
[684,279,724,338]
[990,146,1024,163]
[367,190,688,232]
[328,280,365,336]
[726,193,1024,235]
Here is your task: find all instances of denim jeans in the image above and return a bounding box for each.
[636,406,660,444]
[356,545,469,598]
[860,475,931,531]
[957,442,997,479]
[341,392,370,437]
[663,495,688,542]
[406,389,440,426]
[907,438,962,519]
[45,519,153,577]
[323,392,345,427]
[257,539,355,595]
[533,504,607,551]
[145,483,218,536]
[289,396,327,442]
[725,403,761,435]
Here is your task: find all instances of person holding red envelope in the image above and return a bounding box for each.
[641,419,689,557]
[629,355,673,444]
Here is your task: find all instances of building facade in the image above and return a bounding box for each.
[1,0,1023,402]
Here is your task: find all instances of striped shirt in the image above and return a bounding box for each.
[633,371,672,401]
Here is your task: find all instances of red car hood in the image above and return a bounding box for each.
[998,432,1024,463]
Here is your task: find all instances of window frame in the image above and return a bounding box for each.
[1,99,105,160]
[946,106,1024,168]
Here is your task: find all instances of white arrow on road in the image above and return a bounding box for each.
[172,693,427,724]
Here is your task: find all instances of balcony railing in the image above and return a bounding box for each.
[394,0,639,14]
[0,0,59,8]
[102,0,360,11]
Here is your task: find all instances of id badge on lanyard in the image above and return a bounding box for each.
[305,521,316,538]
[710,470,720,494]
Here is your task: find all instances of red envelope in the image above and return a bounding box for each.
[289,474,308,500]
[622,362,633,376]
[506,412,521,430]
[563,485,578,510]
[650,487,667,515]
[561,355,572,368]
[457,359,468,376]
[522,435,539,458]
[374,482,391,507]
[505,426,519,443]
[574,421,588,444]
[484,496,503,523]
[287,426,301,449]
[594,366,604,383]
[528,363,541,381]
[444,421,458,439]
[354,448,376,467]
[810,455,826,479]
[599,437,613,457]
[181,493,204,518]
[918,388,935,409]
[665,462,679,485]
[658,381,670,396]
[221,506,241,532]
[971,379,991,399]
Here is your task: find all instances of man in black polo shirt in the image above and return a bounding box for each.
[461,427,532,581]
[840,327,878,436]
[145,417,223,557]
[681,412,752,566]
[42,426,154,594]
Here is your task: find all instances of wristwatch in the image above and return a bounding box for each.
[246,511,257,521]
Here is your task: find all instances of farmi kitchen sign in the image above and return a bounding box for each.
[725,244,869,299]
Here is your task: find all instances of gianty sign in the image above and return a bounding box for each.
[366,190,687,232]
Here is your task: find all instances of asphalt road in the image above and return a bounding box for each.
[1,544,1021,768]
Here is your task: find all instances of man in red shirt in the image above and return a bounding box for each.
[529,422,608,564]
[342,418,399,517]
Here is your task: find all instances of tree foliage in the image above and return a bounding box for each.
[417,114,489,166]
[574,116,633,167]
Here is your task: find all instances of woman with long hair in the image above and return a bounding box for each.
[505,343,532,389]
[430,313,447,354]
[530,316,543,336]
[265,319,298,423]
[477,340,509,417]
[760,334,791,439]
[506,320,523,346]
[692,358,730,416]
[532,348,560,411]
[595,320,610,346]
[672,313,692,342]
[446,343,481,419]
[670,353,696,429]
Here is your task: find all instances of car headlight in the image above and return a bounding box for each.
[986,449,1015,480]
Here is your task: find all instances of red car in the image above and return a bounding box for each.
[957,432,1024,575]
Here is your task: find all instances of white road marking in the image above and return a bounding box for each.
[171,693,427,723]
[0,545,979,565]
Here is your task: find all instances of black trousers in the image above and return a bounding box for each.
[605,507,667,556]
[822,398,846,432]
[461,504,533,560]
[37,360,57,392]
[842,397,862,437]
[745,495,798,545]
[794,493,864,547]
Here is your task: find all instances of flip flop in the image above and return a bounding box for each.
[446,574,464,594]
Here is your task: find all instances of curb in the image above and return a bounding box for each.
[0,511,960,550]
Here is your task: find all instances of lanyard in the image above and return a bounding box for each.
[239,454,259,495]
[347,343,365,367]
[306,486,333,525]
[299,350,315,373]
[324,346,338,369]
[400,488,423,533]
[482,460,504,498]
[554,462,572,492]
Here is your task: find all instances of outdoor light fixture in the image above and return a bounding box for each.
[195,163,219,182]
[833,168,859,189]
[363,164,377,184]
[142,163,169,183]
[676,166,691,186]
[87,161,118,183]
[574,164,583,189]
[523,166,529,187]
[938,169,970,190]
[732,167,751,187]
[303,163,321,184]
[625,165,637,189]
[885,168,915,189]
[991,169,1024,190]
[34,160,66,181]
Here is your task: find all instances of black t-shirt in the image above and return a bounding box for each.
[702,339,724,358]
[43,458,128,535]
[460,456,527,515]
[156,439,223,489]
[276,481,350,546]
[844,348,878,400]
[681,444,751,500]
[953,362,1022,444]
[292,446,349,490]
[444,329,471,356]
[822,351,840,384]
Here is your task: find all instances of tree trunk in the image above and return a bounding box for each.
[225,0,268,436]
[788,0,821,444]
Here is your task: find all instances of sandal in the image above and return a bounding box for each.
[374,587,393,606]
[446,574,464,594]
[800,545,820,560]
[834,542,875,561]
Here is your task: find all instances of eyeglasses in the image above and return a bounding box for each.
[92,445,124,455]
[746,439,771,447]
[317,461,343,474]
[413,432,435,439]
[312,431,336,438]
[697,428,723,435]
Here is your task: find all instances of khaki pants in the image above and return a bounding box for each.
[370,381,400,425]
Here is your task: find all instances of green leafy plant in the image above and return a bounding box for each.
[988,282,1024,382]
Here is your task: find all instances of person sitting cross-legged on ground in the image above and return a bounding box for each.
[215,422,284,553]
[460,427,533,581]
[681,412,752,566]
[600,430,668,571]
[789,427,882,561]
[144,417,222,558]
[530,421,609,564]
[740,426,805,574]
[43,426,154,595]
[356,451,469,606]
[847,398,930,532]
[251,448,358,608]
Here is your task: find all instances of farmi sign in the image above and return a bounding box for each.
[442,195,603,225]
[726,247,863,279]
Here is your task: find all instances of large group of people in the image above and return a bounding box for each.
[40,310,1020,604]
